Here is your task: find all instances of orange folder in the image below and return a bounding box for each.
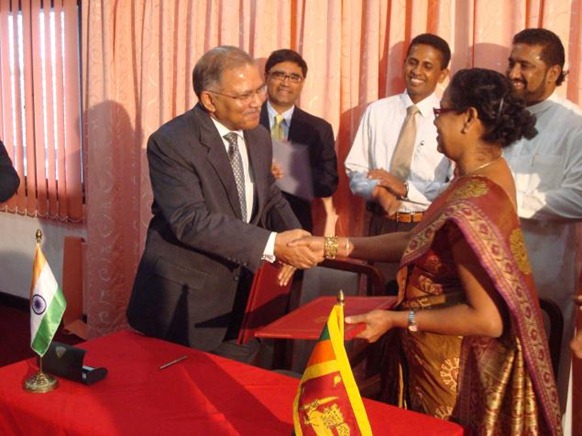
[255,295,397,340]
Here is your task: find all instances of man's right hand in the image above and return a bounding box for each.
[271,161,284,180]
[274,229,322,269]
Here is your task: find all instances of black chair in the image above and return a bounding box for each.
[538,297,563,380]
[286,258,386,312]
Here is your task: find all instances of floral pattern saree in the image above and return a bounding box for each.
[394,175,562,435]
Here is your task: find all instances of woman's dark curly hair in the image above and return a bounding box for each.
[448,68,537,147]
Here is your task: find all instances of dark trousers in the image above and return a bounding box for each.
[209,268,262,365]
[211,338,261,365]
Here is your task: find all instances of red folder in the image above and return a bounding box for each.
[255,295,397,340]
[237,262,293,345]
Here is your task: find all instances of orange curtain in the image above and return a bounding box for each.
[0,0,83,221]
[81,0,582,333]
[81,1,581,430]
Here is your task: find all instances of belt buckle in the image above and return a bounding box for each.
[396,211,422,223]
[395,212,411,223]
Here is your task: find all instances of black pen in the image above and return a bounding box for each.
[159,355,188,370]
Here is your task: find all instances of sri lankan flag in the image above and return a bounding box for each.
[293,301,372,435]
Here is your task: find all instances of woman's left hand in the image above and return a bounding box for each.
[345,310,394,343]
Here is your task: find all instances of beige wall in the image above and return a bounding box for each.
[0,213,86,299]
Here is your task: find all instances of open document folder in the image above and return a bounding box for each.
[256,296,397,340]
[272,139,313,200]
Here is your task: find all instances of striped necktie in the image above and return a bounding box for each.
[224,132,247,221]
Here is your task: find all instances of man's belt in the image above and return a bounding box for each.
[387,211,425,223]
[366,202,425,223]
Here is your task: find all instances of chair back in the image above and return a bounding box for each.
[288,259,385,311]
[539,297,563,380]
[285,259,385,375]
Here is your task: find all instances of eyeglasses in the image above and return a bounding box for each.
[433,107,457,118]
[268,71,304,84]
[208,84,267,103]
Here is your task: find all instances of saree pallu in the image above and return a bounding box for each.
[395,175,562,435]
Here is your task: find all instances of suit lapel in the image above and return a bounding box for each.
[193,105,244,219]
[288,107,309,145]
[259,104,270,130]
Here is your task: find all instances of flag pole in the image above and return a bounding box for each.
[337,289,345,306]
[23,229,58,393]
[337,290,344,339]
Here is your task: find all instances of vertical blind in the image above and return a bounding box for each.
[0,0,83,222]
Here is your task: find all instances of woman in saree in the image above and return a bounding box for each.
[290,68,562,434]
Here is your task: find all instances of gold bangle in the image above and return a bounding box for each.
[324,236,339,259]
[344,238,351,256]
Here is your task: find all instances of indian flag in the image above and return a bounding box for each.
[30,245,67,357]
[293,302,372,435]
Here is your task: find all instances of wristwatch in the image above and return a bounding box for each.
[398,181,409,201]
[407,310,418,332]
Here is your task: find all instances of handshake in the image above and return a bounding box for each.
[273,229,334,285]
[274,229,326,269]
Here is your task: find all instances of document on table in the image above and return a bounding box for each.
[272,139,313,200]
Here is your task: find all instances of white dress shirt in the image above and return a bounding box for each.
[504,91,582,406]
[211,119,255,223]
[345,91,451,212]
[211,118,277,260]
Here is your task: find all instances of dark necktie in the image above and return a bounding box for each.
[224,132,247,221]
[390,105,420,180]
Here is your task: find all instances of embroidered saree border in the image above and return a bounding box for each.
[400,176,561,433]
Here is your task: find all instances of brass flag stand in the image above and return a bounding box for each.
[23,358,58,393]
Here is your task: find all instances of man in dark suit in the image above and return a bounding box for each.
[0,140,19,202]
[127,46,320,364]
[260,49,338,232]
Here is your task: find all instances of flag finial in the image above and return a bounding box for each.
[337,290,345,306]
[35,229,43,244]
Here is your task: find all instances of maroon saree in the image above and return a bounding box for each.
[395,175,562,435]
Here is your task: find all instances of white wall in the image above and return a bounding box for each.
[0,212,86,299]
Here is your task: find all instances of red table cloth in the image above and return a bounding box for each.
[0,330,466,435]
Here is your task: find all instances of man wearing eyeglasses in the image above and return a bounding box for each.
[260,49,338,233]
[127,46,320,365]
[344,34,452,293]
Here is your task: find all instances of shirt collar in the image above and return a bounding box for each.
[210,117,244,141]
[526,90,560,115]
[401,90,439,117]
[266,100,295,126]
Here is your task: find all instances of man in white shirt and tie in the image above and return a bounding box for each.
[344,33,452,292]
[504,28,582,413]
